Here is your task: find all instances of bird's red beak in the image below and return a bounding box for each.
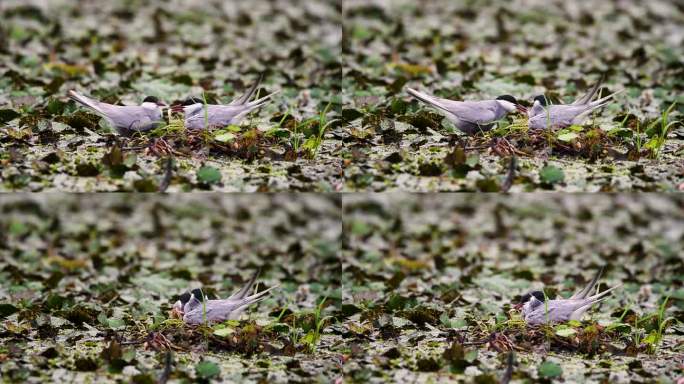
[513,303,523,311]
[516,104,528,114]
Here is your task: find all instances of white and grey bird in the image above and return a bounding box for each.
[516,267,621,325]
[170,269,277,325]
[406,87,527,134]
[172,75,278,130]
[68,90,167,135]
[527,75,606,119]
[527,77,622,130]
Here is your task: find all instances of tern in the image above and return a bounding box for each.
[68,90,167,135]
[170,269,277,325]
[406,87,527,134]
[516,267,621,325]
[172,75,278,130]
[527,76,622,129]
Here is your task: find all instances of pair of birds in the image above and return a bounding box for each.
[170,269,278,325]
[68,75,277,135]
[169,267,620,326]
[407,75,621,133]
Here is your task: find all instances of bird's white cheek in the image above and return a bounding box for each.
[498,101,517,113]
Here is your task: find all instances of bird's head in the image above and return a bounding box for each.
[169,289,206,319]
[142,96,167,107]
[515,290,546,311]
[533,95,549,107]
[170,97,203,113]
[496,94,527,114]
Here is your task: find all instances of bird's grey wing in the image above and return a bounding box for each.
[68,91,106,115]
[117,106,162,131]
[444,100,500,124]
[528,103,545,118]
[528,105,584,129]
[186,105,241,129]
[225,286,278,320]
[572,74,605,105]
[182,299,234,324]
[406,88,488,123]
[227,269,261,300]
[228,73,263,106]
[212,105,243,123]
[569,90,622,125]
[205,299,244,322]
[183,103,203,118]
[570,267,604,300]
[569,302,596,321]
[571,283,623,320]
[182,104,208,129]
[527,300,584,324]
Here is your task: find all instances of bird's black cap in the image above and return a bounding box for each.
[190,288,206,302]
[178,289,207,305]
[496,95,518,104]
[533,95,549,106]
[178,292,191,305]
[143,96,161,104]
[520,290,546,303]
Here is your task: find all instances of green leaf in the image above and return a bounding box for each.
[302,330,317,345]
[123,153,137,167]
[557,131,579,142]
[644,137,662,150]
[671,289,684,300]
[9,221,29,236]
[97,313,126,330]
[464,349,478,363]
[266,322,290,333]
[644,330,659,345]
[196,361,220,379]
[555,326,577,337]
[538,361,562,378]
[465,154,479,167]
[107,318,126,330]
[214,131,236,143]
[265,128,291,138]
[213,327,235,337]
[350,221,371,236]
[440,313,468,329]
[302,137,320,151]
[197,166,222,184]
[540,165,564,184]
